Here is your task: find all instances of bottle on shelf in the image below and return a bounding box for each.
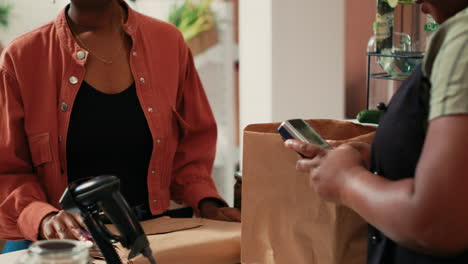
[367,21,395,110]
[376,0,397,52]
[372,0,424,78]
[366,0,424,110]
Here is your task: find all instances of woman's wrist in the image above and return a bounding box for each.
[39,212,58,240]
[340,165,371,208]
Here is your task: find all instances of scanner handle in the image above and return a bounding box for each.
[83,213,122,264]
[99,191,149,258]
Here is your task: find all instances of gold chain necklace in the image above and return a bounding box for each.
[66,7,125,64]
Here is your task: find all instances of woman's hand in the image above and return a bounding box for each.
[39,210,89,241]
[199,199,241,222]
[326,140,373,169]
[285,139,369,204]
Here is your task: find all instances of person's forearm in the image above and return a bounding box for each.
[343,168,466,255]
[342,167,426,252]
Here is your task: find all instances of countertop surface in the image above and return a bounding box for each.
[0,218,241,264]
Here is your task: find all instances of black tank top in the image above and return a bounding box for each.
[369,66,468,263]
[66,81,153,208]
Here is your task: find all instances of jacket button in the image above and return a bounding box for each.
[132,51,138,57]
[371,235,380,245]
[156,139,161,144]
[69,76,79,85]
[151,170,156,174]
[60,102,68,112]
[140,77,145,83]
[153,200,158,203]
[148,107,154,113]
[76,50,86,60]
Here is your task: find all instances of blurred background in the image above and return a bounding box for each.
[0,0,412,207]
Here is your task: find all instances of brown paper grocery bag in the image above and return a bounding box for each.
[241,119,375,264]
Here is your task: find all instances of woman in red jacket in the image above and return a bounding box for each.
[0,0,240,252]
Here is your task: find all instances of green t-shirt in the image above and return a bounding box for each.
[423,6,468,120]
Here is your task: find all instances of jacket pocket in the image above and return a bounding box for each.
[172,108,192,138]
[28,133,53,167]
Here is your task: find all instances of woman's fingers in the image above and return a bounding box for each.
[63,215,86,241]
[40,210,87,240]
[41,221,56,240]
[285,139,326,158]
[326,139,345,148]
[52,219,75,240]
[296,158,320,173]
[218,207,241,222]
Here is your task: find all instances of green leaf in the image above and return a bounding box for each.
[0,4,12,28]
[167,0,216,41]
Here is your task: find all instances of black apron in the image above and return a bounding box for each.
[368,65,468,264]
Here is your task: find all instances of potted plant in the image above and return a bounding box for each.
[0,3,12,54]
[168,0,218,56]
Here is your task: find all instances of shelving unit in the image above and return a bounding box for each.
[365,51,424,109]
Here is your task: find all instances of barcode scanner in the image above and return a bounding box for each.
[60,175,157,264]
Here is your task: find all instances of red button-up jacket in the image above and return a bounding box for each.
[0,3,222,241]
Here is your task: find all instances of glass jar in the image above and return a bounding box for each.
[15,240,90,264]
[377,32,423,78]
